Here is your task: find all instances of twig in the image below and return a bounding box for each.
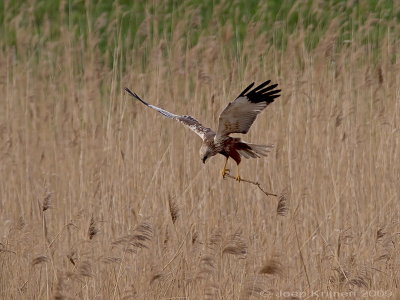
[294,223,311,289]
[162,224,193,271]
[0,248,16,254]
[223,173,278,197]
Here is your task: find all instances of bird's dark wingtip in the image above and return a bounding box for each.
[237,82,255,98]
[124,87,149,106]
[243,80,281,103]
[124,87,135,97]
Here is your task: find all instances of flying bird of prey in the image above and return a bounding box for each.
[124,80,281,181]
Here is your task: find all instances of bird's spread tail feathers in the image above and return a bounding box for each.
[237,142,273,159]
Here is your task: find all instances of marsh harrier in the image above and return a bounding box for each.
[124,80,280,181]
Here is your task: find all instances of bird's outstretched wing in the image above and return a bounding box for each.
[124,88,213,140]
[215,80,281,141]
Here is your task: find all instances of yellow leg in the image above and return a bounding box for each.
[220,157,230,177]
[235,164,241,182]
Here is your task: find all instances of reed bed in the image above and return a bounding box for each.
[1,1,399,298]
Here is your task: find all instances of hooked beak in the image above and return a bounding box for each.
[202,157,206,164]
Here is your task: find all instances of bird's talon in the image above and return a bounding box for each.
[221,168,230,177]
[235,175,241,182]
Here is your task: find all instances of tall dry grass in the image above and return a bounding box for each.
[1,4,400,300]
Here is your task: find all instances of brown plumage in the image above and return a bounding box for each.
[124,80,280,181]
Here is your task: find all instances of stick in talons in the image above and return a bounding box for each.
[222,171,278,197]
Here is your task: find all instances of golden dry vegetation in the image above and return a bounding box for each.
[1,1,400,299]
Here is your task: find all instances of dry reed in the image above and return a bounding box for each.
[0,2,399,299]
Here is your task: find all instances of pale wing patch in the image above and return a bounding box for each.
[148,104,179,118]
[177,115,213,140]
[149,107,213,140]
[216,96,267,140]
[124,88,214,141]
[214,80,280,142]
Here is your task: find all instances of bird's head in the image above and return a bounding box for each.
[200,145,213,164]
